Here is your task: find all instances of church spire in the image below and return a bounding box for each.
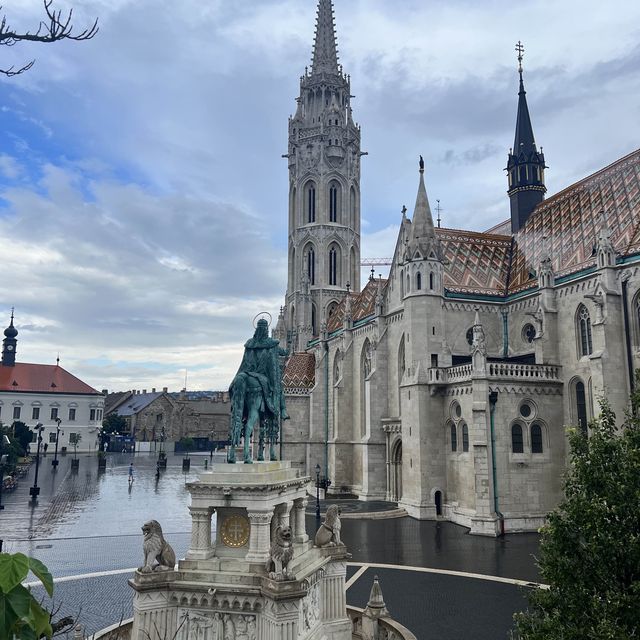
[311,0,339,76]
[506,41,547,234]
[2,308,18,366]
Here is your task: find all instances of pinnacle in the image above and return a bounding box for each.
[311,0,339,75]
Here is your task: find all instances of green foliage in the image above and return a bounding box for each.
[12,423,32,454]
[101,413,126,434]
[179,437,194,454]
[0,553,54,639]
[514,384,640,640]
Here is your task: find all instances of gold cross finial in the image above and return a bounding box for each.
[516,41,524,73]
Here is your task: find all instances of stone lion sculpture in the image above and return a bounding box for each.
[314,505,342,547]
[265,525,294,581]
[139,520,176,573]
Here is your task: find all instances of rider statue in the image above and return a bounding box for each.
[227,318,289,463]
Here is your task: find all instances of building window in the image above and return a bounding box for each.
[577,305,593,357]
[450,424,457,452]
[531,423,543,453]
[416,272,422,290]
[466,328,474,346]
[305,182,316,223]
[329,246,338,285]
[512,423,524,453]
[98,409,103,420]
[461,423,469,452]
[429,272,434,290]
[50,407,58,420]
[575,380,588,437]
[69,408,76,421]
[49,432,57,444]
[13,406,21,420]
[32,407,40,420]
[306,246,315,285]
[522,323,536,343]
[90,409,96,421]
[329,182,340,222]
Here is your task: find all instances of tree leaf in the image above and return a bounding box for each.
[0,592,20,638]
[6,584,33,619]
[0,553,29,594]
[28,597,52,638]
[28,557,53,597]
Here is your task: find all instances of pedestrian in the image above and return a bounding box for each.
[43,443,48,454]
[128,463,134,484]
[155,460,160,480]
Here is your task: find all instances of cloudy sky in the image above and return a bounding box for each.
[0,0,638,392]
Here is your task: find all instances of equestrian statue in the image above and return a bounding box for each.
[228,317,289,464]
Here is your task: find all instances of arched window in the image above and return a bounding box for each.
[575,380,588,437]
[634,290,640,346]
[289,185,296,230]
[400,270,404,298]
[461,423,469,452]
[531,423,543,453]
[577,304,592,357]
[416,272,422,290]
[304,181,316,223]
[329,181,341,223]
[306,245,315,285]
[466,328,474,346]
[333,350,342,382]
[406,274,410,294]
[397,336,405,416]
[350,186,356,228]
[450,423,457,452]
[511,424,524,453]
[311,304,317,337]
[429,272,434,290]
[327,301,338,322]
[328,244,341,286]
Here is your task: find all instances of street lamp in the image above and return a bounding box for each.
[315,463,321,522]
[51,418,63,469]
[210,428,215,460]
[29,422,44,504]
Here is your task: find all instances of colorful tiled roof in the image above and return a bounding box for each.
[509,148,640,293]
[436,228,512,296]
[283,352,316,389]
[0,363,101,395]
[326,278,386,333]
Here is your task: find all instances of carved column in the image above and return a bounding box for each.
[292,497,309,543]
[246,510,274,563]
[187,507,214,560]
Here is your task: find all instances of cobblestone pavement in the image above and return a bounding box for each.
[2,452,541,639]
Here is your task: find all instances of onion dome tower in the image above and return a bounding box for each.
[2,309,18,367]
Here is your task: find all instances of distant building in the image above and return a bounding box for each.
[0,312,105,453]
[105,388,230,448]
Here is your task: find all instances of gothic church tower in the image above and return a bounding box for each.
[282,0,362,352]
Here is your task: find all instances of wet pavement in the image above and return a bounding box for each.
[2,452,541,639]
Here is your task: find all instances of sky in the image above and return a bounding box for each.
[0,0,639,393]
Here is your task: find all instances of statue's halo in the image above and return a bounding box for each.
[253,311,272,328]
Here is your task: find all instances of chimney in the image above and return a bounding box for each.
[142,389,147,394]
[162,387,168,393]
[152,388,156,393]
[101,389,108,396]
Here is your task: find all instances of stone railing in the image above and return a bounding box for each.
[348,606,417,640]
[90,619,132,639]
[428,363,561,385]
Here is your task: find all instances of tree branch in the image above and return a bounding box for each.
[0,0,98,76]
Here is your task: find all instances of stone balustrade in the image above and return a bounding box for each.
[348,606,417,640]
[428,362,561,385]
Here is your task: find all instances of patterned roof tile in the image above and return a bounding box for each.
[283,352,316,390]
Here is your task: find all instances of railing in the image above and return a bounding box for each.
[349,606,417,640]
[428,363,561,385]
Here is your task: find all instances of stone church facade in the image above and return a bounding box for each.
[274,0,640,535]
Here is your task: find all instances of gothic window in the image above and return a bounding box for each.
[575,380,588,437]
[327,301,338,322]
[450,423,457,452]
[531,423,543,454]
[328,181,341,223]
[511,423,524,453]
[416,272,422,290]
[400,270,404,298]
[522,323,536,343]
[466,328,474,346]
[362,341,372,379]
[350,186,356,228]
[311,304,317,337]
[461,423,469,452]
[304,181,316,223]
[333,350,342,381]
[289,185,296,230]
[328,244,341,286]
[306,246,315,285]
[406,274,410,294]
[576,304,593,357]
[429,272,434,290]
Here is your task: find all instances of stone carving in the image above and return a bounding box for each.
[301,581,320,630]
[265,525,294,581]
[177,611,257,640]
[139,520,176,573]
[314,505,342,547]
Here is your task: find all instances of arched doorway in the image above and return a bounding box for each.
[391,440,402,502]
[435,490,442,516]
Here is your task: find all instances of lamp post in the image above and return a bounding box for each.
[51,418,62,469]
[29,423,44,504]
[210,428,215,460]
[315,463,321,523]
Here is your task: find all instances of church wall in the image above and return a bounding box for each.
[442,304,503,359]
[282,392,311,476]
[503,295,541,359]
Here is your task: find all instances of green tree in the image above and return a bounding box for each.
[514,386,640,639]
[102,413,127,434]
[12,422,32,455]
[179,437,194,456]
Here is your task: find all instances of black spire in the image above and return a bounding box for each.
[2,308,18,366]
[506,42,547,233]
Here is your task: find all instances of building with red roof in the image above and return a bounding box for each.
[0,312,104,453]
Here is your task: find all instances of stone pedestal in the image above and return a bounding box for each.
[129,461,351,640]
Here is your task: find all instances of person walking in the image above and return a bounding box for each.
[128,463,134,484]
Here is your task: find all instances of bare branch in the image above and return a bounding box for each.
[0,0,98,76]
